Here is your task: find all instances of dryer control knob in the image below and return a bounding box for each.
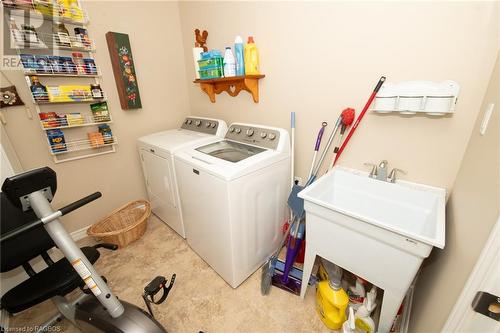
[195,120,202,126]
[229,127,235,132]
[260,132,267,138]
[187,119,192,124]
[246,129,254,137]
[268,133,276,140]
[184,119,189,124]
[211,123,216,128]
[235,128,241,134]
[205,122,211,128]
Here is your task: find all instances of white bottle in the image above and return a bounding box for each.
[223,47,236,77]
[354,287,377,333]
[342,306,357,333]
[348,276,366,310]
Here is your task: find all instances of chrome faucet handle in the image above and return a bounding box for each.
[388,168,407,183]
[378,160,388,169]
[364,163,377,178]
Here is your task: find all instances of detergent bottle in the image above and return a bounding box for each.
[316,259,349,330]
[244,36,260,75]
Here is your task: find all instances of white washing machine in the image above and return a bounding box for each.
[174,123,290,288]
[137,117,227,238]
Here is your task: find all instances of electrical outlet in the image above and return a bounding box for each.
[294,176,303,185]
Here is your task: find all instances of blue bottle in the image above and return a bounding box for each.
[234,36,245,76]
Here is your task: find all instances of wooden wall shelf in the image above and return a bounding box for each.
[194,75,265,103]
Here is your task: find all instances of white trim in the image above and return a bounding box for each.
[70,225,91,241]
[442,216,500,332]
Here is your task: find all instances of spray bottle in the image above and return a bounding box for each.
[355,286,377,333]
[316,260,349,330]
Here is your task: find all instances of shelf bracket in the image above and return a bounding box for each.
[194,75,264,103]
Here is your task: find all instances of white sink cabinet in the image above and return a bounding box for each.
[298,167,445,333]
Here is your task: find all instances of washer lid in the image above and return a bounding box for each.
[138,129,211,152]
[195,140,266,163]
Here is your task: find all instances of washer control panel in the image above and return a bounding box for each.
[226,124,280,150]
[181,117,219,135]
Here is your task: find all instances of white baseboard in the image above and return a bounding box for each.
[70,225,91,241]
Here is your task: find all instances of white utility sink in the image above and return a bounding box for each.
[298,167,446,333]
[301,167,445,249]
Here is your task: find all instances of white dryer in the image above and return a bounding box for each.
[137,117,227,238]
[174,123,290,288]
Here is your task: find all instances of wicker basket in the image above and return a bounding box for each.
[87,200,151,248]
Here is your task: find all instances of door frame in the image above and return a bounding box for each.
[442,215,500,331]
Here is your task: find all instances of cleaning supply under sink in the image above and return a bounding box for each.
[316,259,349,330]
[244,36,260,75]
[347,274,367,310]
[342,307,357,333]
[355,286,377,333]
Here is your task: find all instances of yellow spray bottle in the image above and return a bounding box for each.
[244,36,260,75]
[316,259,349,330]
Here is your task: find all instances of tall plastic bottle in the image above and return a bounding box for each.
[223,47,236,77]
[244,36,260,75]
[355,286,377,333]
[316,260,349,330]
[234,36,245,76]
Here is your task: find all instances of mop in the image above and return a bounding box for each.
[269,109,354,294]
[287,108,354,219]
[329,108,355,170]
[333,76,386,165]
[261,112,296,295]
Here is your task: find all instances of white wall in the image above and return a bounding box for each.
[1,1,190,233]
[178,1,499,193]
[411,51,500,332]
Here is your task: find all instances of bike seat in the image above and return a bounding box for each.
[1,246,100,314]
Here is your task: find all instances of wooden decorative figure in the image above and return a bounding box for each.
[194,29,208,51]
[105,32,142,109]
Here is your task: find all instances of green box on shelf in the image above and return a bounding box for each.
[199,67,223,80]
[197,57,223,70]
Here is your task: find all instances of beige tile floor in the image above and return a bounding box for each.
[9,215,332,332]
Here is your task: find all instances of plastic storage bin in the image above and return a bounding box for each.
[197,57,223,70]
[199,67,223,80]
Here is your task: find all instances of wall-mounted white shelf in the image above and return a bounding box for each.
[14,33,95,52]
[371,80,460,116]
[34,97,106,105]
[24,71,100,78]
[5,2,89,26]
[41,117,112,130]
[3,0,118,164]
[50,137,117,155]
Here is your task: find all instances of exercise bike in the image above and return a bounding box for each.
[0,167,174,332]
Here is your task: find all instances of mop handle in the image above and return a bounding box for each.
[333,76,386,165]
[307,122,327,179]
[311,116,342,177]
[290,112,295,189]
